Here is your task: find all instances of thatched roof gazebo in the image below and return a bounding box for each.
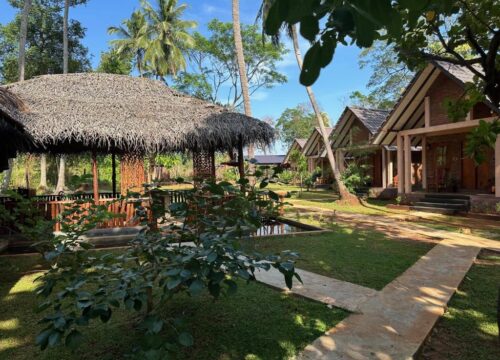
[0,73,275,198]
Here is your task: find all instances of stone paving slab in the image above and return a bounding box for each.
[256,268,378,313]
[297,238,482,360]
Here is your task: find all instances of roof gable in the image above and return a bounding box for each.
[373,62,499,146]
[302,127,333,157]
[330,106,388,149]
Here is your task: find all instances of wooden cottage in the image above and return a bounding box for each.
[282,138,307,171]
[373,61,500,211]
[302,127,333,184]
[326,106,391,190]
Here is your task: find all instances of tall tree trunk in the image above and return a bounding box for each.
[24,154,32,190]
[39,154,47,190]
[232,0,255,161]
[55,0,70,192]
[4,0,33,193]
[1,159,14,192]
[18,0,32,82]
[290,25,357,202]
[55,156,66,193]
[63,0,69,74]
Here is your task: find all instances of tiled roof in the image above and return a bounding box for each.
[349,107,390,135]
[433,60,484,84]
[295,138,307,148]
[250,155,286,165]
[315,127,333,136]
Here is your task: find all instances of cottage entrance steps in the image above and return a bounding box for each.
[411,193,470,215]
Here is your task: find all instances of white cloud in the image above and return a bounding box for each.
[251,91,269,101]
[202,3,227,15]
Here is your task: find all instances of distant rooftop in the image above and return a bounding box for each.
[248,155,286,165]
[295,138,307,148]
[348,107,390,135]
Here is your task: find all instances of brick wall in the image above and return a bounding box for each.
[427,73,465,126]
[427,73,494,124]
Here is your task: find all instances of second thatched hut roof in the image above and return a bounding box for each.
[0,73,275,156]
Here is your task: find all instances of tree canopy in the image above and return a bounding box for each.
[96,48,133,75]
[263,0,500,107]
[174,19,287,108]
[349,41,414,110]
[275,104,330,147]
[0,0,91,84]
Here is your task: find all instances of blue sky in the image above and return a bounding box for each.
[0,0,372,153]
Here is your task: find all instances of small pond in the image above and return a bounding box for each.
[2,219,322,255]
[253,219,319,237]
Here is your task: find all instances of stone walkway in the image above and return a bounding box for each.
[266,206,500,359]
[256,268,378,313]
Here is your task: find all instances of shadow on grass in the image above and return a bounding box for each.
[0,254,347,360]
[243,226,435,291]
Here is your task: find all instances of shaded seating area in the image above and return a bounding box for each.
[0,73,275,228]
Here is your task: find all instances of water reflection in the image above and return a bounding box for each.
[253,220,311,237]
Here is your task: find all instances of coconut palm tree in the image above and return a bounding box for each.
[140,0,196,82]
[258,1,356,202]
[108,10,149,77]
[232,0,255,162]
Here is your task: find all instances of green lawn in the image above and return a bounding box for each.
[420,251,500,360]
[268,184,403,216]
[0,254,347,360]
[244,226,434,290]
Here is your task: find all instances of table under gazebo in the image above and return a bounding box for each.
[0,73,274,228]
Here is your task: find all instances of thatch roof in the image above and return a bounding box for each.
[0,73,275,156]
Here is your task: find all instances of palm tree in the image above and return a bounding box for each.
[63,0,69,74]
[108,10,149,77]
[2,0,32,192]
[258,2,356,202]
[140,0,196,82]
[232,0,255,161]
[18,0,32,82]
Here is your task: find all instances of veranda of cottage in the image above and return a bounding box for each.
[373,62,500,206]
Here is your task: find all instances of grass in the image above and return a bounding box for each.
[0,254,347,360]
[268,183,404,216]
[244,225,434,290]
[420,251,500,360]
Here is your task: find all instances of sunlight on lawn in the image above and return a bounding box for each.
[0,255,347,360]
[7,274,39,295]
[0,319,20,331]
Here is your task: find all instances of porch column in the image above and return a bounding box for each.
[496,135,500,198]
[404,135,412,194]
[388,151,394,187]
[397,135,404,194]
[382,148,387,188]
[424,96,431,128]
[421,136,427,190]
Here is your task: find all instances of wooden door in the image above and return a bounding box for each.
[477,148,494,191]
[372,151,382,187]
[461,156,476,190]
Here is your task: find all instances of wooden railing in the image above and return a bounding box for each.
[1,189,284,232]
[0,192,120,205]
[44,198,149,232]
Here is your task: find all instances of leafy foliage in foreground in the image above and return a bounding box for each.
[26,176,300,358]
